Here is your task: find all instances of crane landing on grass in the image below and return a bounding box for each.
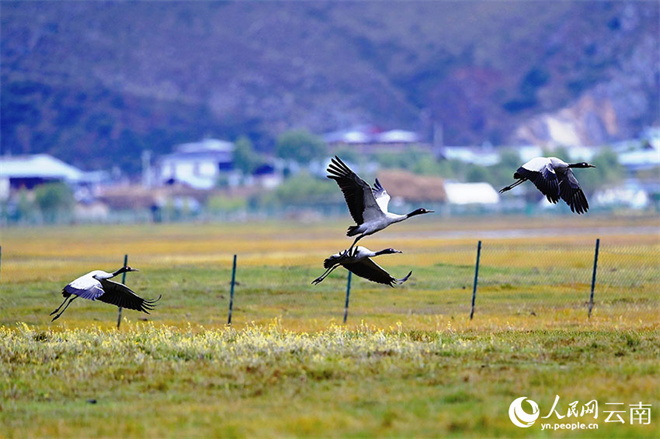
[312,246,412,287]
[50,266,160,321]
[499,157,595,214]
[327,156,433,250]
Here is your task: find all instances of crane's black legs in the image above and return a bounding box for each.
[50,296,77,321]
[499,179,525,193]
[312,248,357,284]
[50,296,70,316]
[347,235,363,253]
[312,265,340,285]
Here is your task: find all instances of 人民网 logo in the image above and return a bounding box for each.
[509,396,540,428]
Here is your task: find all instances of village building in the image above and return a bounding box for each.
[0,154,85,199]
[155,138,236,190]
[323,125,429,155]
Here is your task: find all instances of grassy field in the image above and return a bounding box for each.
[0,215,658,437]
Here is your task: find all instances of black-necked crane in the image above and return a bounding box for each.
[312,246,412,286]
[327,156,433,250]
[499,157,595,214]
[50,266,160,321]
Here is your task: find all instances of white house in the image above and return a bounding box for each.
[0,154,84,199]
[438,145,501,166]
[593,180,650,210]
[443,182,500,205]
[617,142,660,171]
[374,129,420,144]
[156,138,235,190]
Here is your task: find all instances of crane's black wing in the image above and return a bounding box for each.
[98,279,161,313]
[327,156,381,225]
[345,258,411,287]
[515,164,560,204]
[558,169,589,214]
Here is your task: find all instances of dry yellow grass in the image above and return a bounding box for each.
[0,215,658,438]
[1,214,657,331]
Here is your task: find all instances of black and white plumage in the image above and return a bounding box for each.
[312,246,412,287]
[499,157,595,214]
[327,156,433,250]
[50,266,160,321]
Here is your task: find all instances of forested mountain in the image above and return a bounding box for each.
[2,1,658,174]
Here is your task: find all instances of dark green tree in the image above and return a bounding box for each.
[13,189,39,223]
[233,135,260,175]
[375,147,435,172]
[577,148,625,193]
[259,172,339,208]
[276,129,327,165]
[489,148,521,188]
[465,164,492,183]
[34,182,75,223]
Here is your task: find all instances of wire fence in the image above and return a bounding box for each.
[463,240,659,321]
[589,243,659,317]
[223,238,659,325]
[1,235,658,328]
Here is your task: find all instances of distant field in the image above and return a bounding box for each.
[0,215,658,437]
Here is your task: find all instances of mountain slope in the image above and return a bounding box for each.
[1,1,658,173]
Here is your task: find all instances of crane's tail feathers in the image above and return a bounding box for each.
[346,225,360,236]
[499,179,524,193]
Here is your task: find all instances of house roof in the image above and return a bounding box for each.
[375,130,419,143]
[440,146,500,166]
[176,138,234,154]
[618,146,660,170]
[444,182,500,205]
[161,138,235,163]
[0,154,84,181]
[323,126,419,145]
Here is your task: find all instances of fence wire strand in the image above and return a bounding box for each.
[468,241,659,320]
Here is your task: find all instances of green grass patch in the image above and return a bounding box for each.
[0,323,658,438]
[0,217,658,437]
